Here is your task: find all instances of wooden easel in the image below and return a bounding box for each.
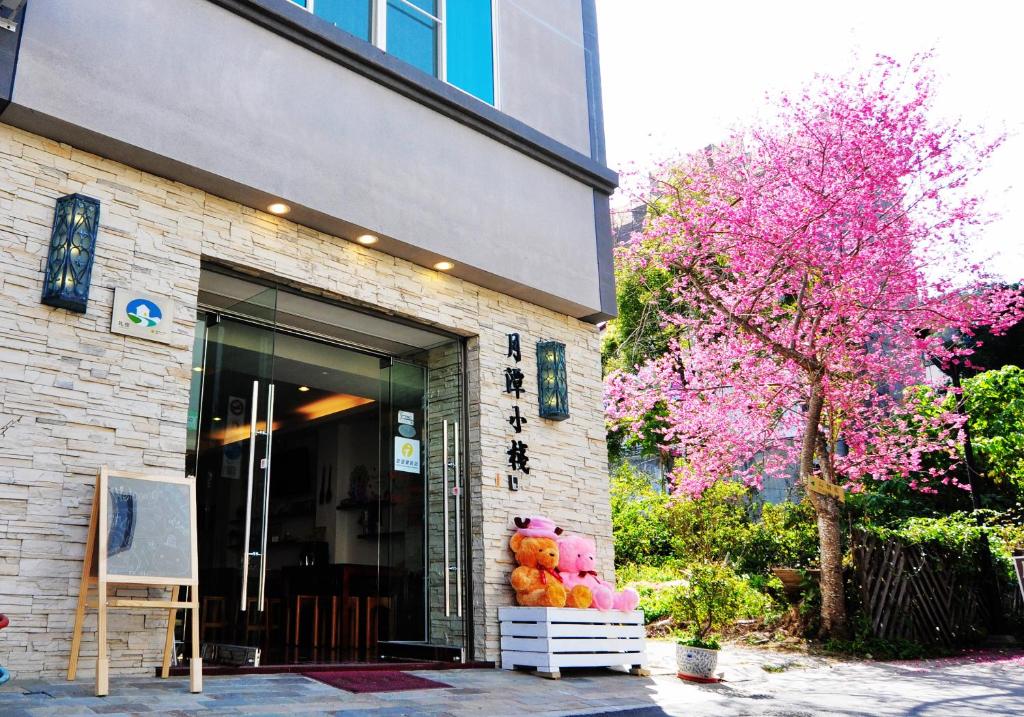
[67,467,202,696]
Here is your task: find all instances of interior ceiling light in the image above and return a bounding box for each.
[298,385,310,392]
[297,393,375,422]
[433,261,454,271]
[267,202,290,215]
[193,366,203,372]
[356,234,378,245]
[210,393,374,446]
[213,420,277,446]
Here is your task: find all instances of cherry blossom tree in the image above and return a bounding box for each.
[605,56,1023,636]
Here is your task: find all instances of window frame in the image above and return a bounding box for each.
[299,0,499,107]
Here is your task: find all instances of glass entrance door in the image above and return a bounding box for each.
[186,277,469,666]
[189,288,279,666]
[377,351,468,662]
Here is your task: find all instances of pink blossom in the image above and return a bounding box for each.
[605,55,1023,497]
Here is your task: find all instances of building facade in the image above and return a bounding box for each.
[0,0,616,677]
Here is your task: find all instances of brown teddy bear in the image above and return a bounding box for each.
[509,516,592,608]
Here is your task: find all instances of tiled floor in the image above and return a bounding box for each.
[2,641,1023,716]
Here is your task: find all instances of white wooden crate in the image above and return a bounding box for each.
[499,607,648,679]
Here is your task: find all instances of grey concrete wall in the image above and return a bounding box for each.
[2,0,610,319]
[496,0,592,157]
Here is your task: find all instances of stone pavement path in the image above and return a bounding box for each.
[1,640,1022,716]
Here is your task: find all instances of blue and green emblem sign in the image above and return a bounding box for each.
[111,288,174,344]
[126,298,163,327]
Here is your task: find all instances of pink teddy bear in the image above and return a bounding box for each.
[557,534,640,612]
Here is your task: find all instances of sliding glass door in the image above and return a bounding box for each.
[186,276,469,666]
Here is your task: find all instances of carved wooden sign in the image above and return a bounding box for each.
[807,476,846,502]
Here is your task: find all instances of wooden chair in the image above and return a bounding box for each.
[365,596,392,652]
[200,595,227,643]
[291,595,320,649]
[265,597,284,643]
[244,597,266,642]
[328,595,362,652]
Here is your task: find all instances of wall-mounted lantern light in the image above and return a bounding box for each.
[41,194,100,313]
[536,340,569,421]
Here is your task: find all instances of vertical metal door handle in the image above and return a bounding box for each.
[443,420,451,617]
[454,421,462,618]
[257,383,275,611]
[240,380,259,612]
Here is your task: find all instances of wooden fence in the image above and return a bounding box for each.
[854,531,1022,647]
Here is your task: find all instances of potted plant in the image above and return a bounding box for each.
[675,632,721,682]
[671,564,743,682]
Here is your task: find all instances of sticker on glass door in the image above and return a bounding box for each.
[394,437,421,473]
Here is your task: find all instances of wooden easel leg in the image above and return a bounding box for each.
[69,484,100,682]
[189,596,202,693]
[160,586,180,679]
[68,579,91,681]
[96,580,109,697]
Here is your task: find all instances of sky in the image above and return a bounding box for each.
[595,0,1024,281]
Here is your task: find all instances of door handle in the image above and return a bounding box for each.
[240,380,259,612]
[257,383,275,612]
[454,421,462,618]
[443,420,451,617]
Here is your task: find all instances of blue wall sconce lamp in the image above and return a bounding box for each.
[41,194,100,313]
[536,340,569,421]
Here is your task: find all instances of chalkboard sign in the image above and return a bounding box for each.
[89,470,198,583]
[70,467,202,696]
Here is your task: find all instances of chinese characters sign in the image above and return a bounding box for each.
[504,332,529,490]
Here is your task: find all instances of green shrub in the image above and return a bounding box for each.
[862,510,1024,582]
[610,463,673,565]
[664,482,752,564]
[617,561,687,623]
[823,615,940,660]
[667,563,777,640]
[617,560,782,628]
[676,634,721,650]
[738,499,820,574]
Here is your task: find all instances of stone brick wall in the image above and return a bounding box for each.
[0,122,612,677]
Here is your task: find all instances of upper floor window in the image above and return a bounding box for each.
[290,0,495,105]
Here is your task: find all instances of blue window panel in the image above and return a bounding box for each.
[314,0,373,41]
[446,0,494,104]
[289,0,308,7]
[387,0,439,77]
[403,0,436,12]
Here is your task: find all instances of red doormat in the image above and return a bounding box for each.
[304,670,452,693]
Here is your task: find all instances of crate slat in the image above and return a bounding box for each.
[499,621,645,639]
[501,636,644,653]
[499,607,644,625]
[501,649,647,670]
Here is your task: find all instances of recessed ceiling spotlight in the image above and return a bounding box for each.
[267,202,290,215]
[433,261,454,271]
[298,386,310,392]
[356,234,379,245]
[212,416,222,422]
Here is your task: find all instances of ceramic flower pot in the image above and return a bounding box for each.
[676,643,719,681]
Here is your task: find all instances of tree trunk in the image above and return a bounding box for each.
[800,378,848,639]
[811,492,847,638]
